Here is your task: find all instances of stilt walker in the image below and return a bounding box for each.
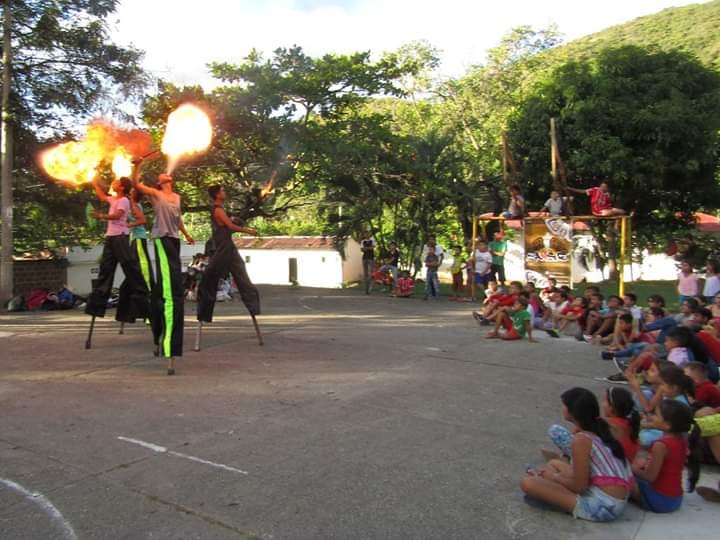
[196,185,262,351]
[119,187,155,334]
[132,160,195,375]
[84,176,150,349]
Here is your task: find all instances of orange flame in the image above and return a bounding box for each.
[39,121,153,186]
[161,104,212,173]
[111,150,133,179]
[260,169,279,198]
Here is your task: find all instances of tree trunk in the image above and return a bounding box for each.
[1,0,13,303]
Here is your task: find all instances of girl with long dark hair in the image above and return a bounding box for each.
[632,400,701,512]
[521,388,632,522]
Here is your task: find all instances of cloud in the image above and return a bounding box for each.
[111,0,702,88]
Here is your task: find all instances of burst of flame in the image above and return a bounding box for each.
[260,169,279,198]
[111,150,132,179]
[161,104,212,173]
[39,121,152,186]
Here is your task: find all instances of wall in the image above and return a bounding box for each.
[341,238,363,284]
[13,259,68,294]
[242,249,344,288]
[66,243,348,293]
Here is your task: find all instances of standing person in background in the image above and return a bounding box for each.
[502,184,525,219]
[423,246,441,300]
[678,260,700,305]
[449,245,466,300]
[133,160,195,375]
[703,260,720,304]
[421,235,445,268]
[489,231,508,286]
[360,231,376,295]
[84,175,149,326]
[473,240,493,300]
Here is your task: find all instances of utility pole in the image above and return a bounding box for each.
[0,0,13,303]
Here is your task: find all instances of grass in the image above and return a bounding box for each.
[348,278,681,310]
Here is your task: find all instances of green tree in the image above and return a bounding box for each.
[508,46,720,248]
[1,0,148,299]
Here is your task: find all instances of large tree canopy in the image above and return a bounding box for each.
[2,0,148,253]
[508,45,720,245]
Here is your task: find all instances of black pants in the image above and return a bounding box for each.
[491,263,506,284]
[197,247,260,323]
[151,237,184,357]
[85,234,149,322]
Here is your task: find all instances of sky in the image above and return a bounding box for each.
[110,0,704,88]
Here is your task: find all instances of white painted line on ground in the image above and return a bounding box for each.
[117,436,249,475]
[0,477,78,540]
[298,296,315,311]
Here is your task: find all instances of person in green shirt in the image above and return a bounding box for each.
[486,296,536,342]
[489,230,508,285]
[450,245,466,299]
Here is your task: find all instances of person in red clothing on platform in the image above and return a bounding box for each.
[631,400,700,513]
[569,182,625,217]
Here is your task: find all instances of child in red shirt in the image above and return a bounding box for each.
[547,297,587,337]
[685,362,720,408]
[569,182,625,217]
[603,387,640,463]
[631,400,700,513]
[394,271,414,298]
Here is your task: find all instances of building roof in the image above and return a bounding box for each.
[233,236,338,250]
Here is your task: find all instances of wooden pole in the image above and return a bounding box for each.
[619,216,627,297]
[501,132,510,188]
[1,1,14,303]
[471,216,477,300]
[550,118,560,189]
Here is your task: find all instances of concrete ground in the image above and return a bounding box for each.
[0,285,718,540]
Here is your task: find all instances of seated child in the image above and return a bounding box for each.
[483,281,499,303]
[685,362,720,408]
[522,388,632,522]
[473,281,522,325]
[584,295,623,343]
[629,363,694,447]
[394,271,414,298]
[603,387,641,464]
[631,400,701,513]
[547,297,588,338]
[622,293,643,320]
[540,290,569,330]
[540,278,557,303]
[486,297,536,342]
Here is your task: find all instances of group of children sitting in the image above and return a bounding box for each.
[475,274,720,520]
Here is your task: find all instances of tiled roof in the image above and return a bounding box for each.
[233,236,337,250]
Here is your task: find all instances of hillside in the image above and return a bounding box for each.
[557,0,720,70]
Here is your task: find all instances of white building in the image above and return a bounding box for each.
[65,236,363,294]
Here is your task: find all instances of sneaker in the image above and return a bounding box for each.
[601,351,614,361]
[612,357,627,373]
[696,486,720,503]
[546,328,560,338]
[472,311,483,322]
[604,373,628,384]
[583,334,592,342]
[575,334,585,342]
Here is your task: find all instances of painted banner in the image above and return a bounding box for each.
[524,217,573,287]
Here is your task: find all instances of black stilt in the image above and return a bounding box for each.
[85,316,96,349]
[251,315,264,346]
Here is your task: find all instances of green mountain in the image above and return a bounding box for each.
[558,0,720,69]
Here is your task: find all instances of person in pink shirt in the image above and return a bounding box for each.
[678,260,700,304]
[569,182,625,216]
[84,175,150,324]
